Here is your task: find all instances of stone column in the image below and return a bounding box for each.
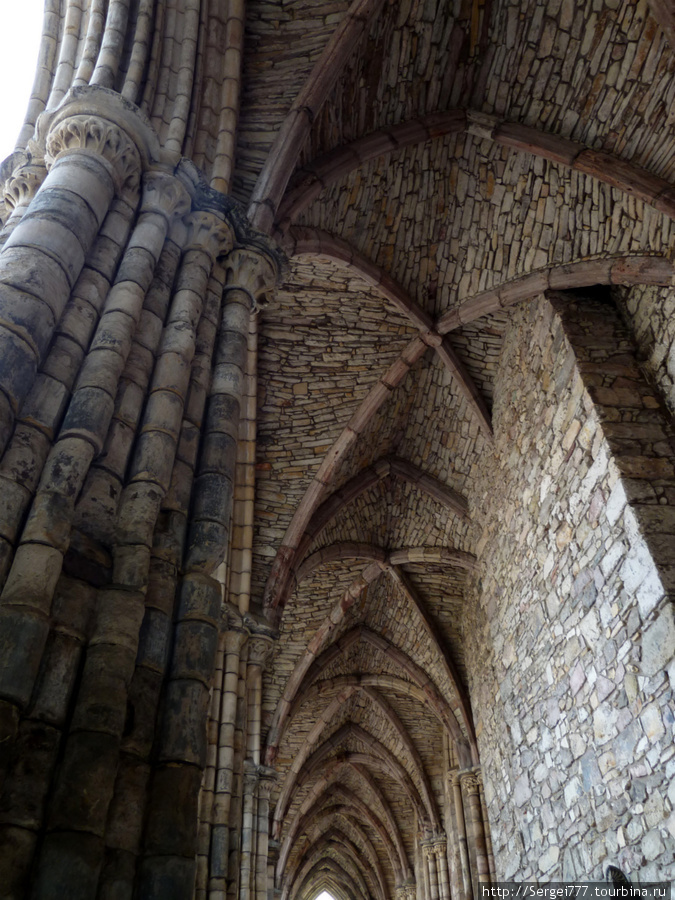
[420,835,431,900]
[0,166,184,773]
[256,767,277,900]
[137,210,235,900]
[239,761,259,900]
[245,632,274,765]
[477,771,495,881]
[449,772,471,900]
[209,619,249,900]
[461,770,490,885]
[267,839,280,900]
[0,104,142,457]
[422,839,439,900]
[431,836,450,900]
[0,113,143,779]
[240,633,274,900]
[228,639,250,900]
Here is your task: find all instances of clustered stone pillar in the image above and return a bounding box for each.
[448,773,472,900]
[421,833,450,900]
[0,81,282,900]
[201,617,249,900]
[240,631,275,900]
[193,612,281,900]
[446,768,493,899]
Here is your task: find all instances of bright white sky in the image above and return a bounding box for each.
[0,0,45,162]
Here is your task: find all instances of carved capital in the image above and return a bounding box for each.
[448,770,462,789]
[185,210,233,262]
[460,771,481,796]
[421,838,435,860]
[247,633,274,669]
[225,246,279,312]
[3,156,47,210]
[224,627,248,656]
[46,114,141,195]
[257,765,277,799]
[141,169,191,222]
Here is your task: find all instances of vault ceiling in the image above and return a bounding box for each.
[237,0,675,898]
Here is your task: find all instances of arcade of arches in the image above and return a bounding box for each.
[0,0,675,898]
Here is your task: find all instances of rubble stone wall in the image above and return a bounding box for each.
[465,295,675,882]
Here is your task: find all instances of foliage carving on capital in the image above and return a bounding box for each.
[46,114,141,195]
[185,210,234,262]
[141,170,191,222]
[225,246,279,312]
[460,771,482,796]
[448,770,462,789]
[247,633,274,669]
[421,838,434,860]
[431,835,447,857]
[3,155,47,211]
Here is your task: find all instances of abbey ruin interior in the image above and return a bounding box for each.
[0,0,674,897]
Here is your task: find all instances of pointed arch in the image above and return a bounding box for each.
[274,110,675,234]
[265,455,468,614]
[274,687,440,830]
[284,227,492,437]
[248,0,388,232]
[266,625,468,765]
[277,777,410,882]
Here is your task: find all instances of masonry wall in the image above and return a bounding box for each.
[465,295,675,883]
[616,284,675,420]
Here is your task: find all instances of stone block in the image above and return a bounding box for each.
[31,831,104,900]
[640,607,675,676]
[142,764,202,856]
[171,621,219,685]
[48,730,119,834]
[0,824,38,897]
[137,855,197,900]
[0,720,59,828]
[159,679,210,764]
[0,607,51,706]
